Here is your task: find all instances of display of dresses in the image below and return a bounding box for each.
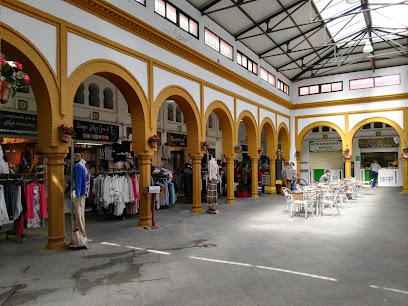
[0,145,10,174]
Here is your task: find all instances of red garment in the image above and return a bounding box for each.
[25,183,48,219]
[130,175,137,200]
[14,215,24,237]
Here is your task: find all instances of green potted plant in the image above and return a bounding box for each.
[1,55,30,104]
[148,134,160,148]
[201,140,210,151]
[58,124,76,143]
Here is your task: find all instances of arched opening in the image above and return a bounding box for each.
[297,123,345,184]
[236,111,259,198]
[1,26,63,250]
[153,86,202,213]
[277,123,290,183]
[350,118,404,188]
[67,60,149,229]
[259,119,276,187]
[203,101,235,204]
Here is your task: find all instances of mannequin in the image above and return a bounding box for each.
[207,155,219,211]
[112,139,130,169]
[0,138,9,174]
[72,153,89,248]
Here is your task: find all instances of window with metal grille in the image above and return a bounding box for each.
[237,51,257,75]
[205,28,233,60]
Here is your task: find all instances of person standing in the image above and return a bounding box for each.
[370,160,381,188]
[290,162,297,190]
[281,162,295,190]
[72,153,90,249]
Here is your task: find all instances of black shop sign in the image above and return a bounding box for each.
[74,120,119,142]
[167,133,187,147]
[0,111,38,136]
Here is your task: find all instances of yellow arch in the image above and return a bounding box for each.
[154,86,202,153]
[277,122,290,161]
[259,117,276,158]
[66,59,150,152]
[1,24,59,147]
[296,121,346,157]
[236,110,259,156]
[203,100,235,155]
[349,117,405,154]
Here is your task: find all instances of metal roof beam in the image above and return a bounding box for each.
[233,0,308,38]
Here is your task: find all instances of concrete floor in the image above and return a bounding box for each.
[1,188,408,305]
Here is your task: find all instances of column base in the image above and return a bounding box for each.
[191,207,204,213]
[45,240,68,251]
[225,199,236,204]
[402,188,408,193]
[251,194,260,199]
[137,218,152,227]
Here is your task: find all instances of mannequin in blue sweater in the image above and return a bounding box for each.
[72,153,90,248]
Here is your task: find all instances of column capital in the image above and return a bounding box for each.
[225,154,236,161]
[250,156,259,161]
[43,151,68,159]
[190,152,204,161]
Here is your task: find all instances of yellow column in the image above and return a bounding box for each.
[225,155,236,204]
[191,153,204,213]
[345,158,352,178]
[44,151,68,250]
[250,156,259,199]
[137,153,153,227]
[269,157,276,187]
[402,158,408,193]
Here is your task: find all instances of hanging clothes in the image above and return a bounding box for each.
[26,185,46,228]
[25,183,48,220]
[207,158,219,205]
[0,185,9,226]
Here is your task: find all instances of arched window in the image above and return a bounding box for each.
[74,83,85,104]
[208,114,213,129]
[88,83,100,107]
[167,104,174,121]
[103,87,114,109]
[176,106,182,123]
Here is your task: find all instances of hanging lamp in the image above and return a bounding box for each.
[363,40,373,53]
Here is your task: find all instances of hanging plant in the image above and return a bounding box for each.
[58,124,76,143]
[148,135,160,148]
[234,145,242,153]
[295,150,301,158]
[403,144,408,152]
[201,140,210,151]
[258,147,264,154]
[276,148,282,156]
[1,55,30,103]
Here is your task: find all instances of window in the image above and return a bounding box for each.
[135,0,145,5]
[277,80,289,95]
[299,82,343,96]
[350,74,400,90]
[312,127,319,133]
[373,122,382,129]
[363,123,371,129]
[322,126,330,132]
[237,51,257,74]
[176,106,182,123]
[167,104,174,121]
[154,0,199,38]
[208,114,213,129]
[205,28,233,60]
[260,67,276,86]
[88,83,100,107]
[74,83,84,104]
[103,87,114,109]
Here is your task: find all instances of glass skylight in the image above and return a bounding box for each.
[313,0,408,45]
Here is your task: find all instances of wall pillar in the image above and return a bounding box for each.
[269,157,276,187]
[137,153,153,227]
[191,153,204,213]
[250,156,259,199]
[225,155,236,204]
[44,151,68,250]
[402,158,408,193]
[345,158,352,178]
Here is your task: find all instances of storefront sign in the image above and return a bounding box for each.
[359,137,399,148]
[167,133,187,147]
[309,140,342,152]
[74,120,119,142]
[0,111,37,136]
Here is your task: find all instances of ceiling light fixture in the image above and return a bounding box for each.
[363,40,373,53]
[346,0,360,4]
